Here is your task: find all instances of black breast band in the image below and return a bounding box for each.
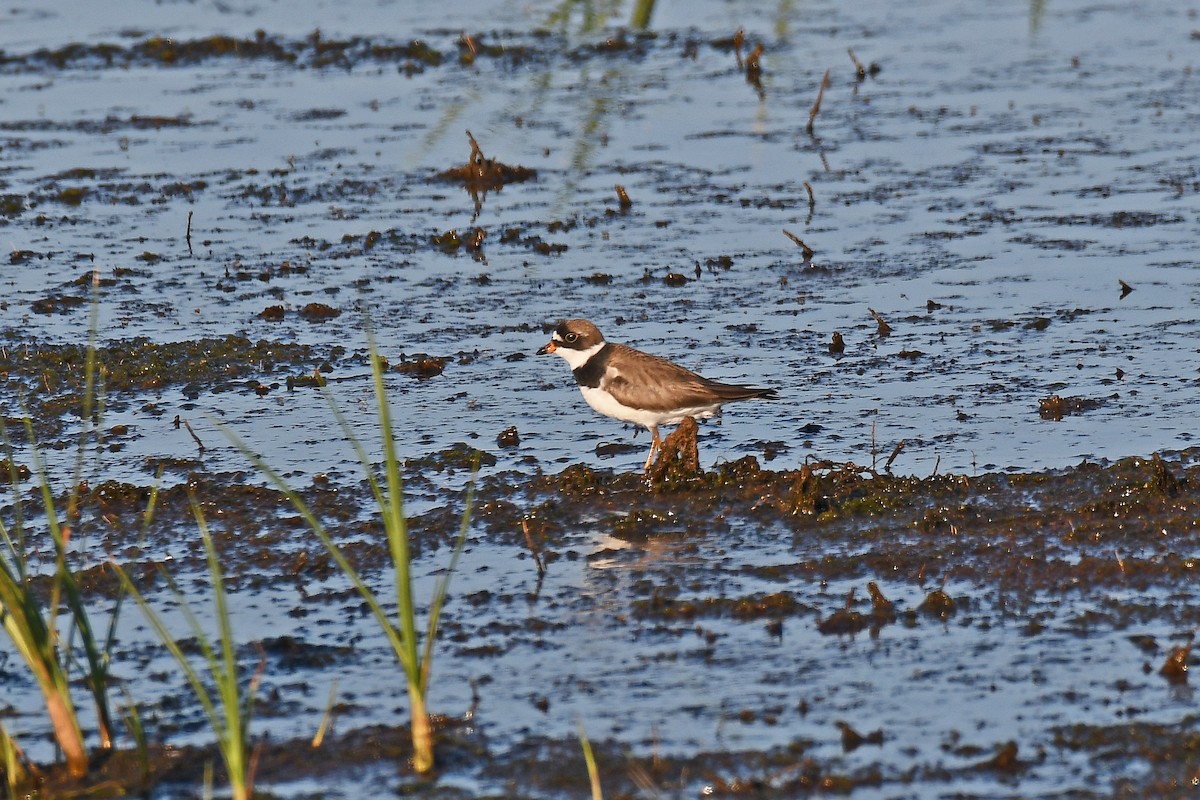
[571,343,611,388]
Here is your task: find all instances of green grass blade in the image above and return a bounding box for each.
[215,421,411,672]
[114,526,257,800]
[577,720,604,800]
[0,422,27,572]
[118,685,150,787]
[191,499,248,780]
[112,565,224,745]
[630,0,655,29]
[0,561,87,775]
[22,416,65,630]
[365,335,420,681]
[223,318,476,775]
[103,473,161,657]
[50,549,115,747]
[0,418,91,775]
[419,476,474,693]
[321,388,388,514]
[0,722,27,793]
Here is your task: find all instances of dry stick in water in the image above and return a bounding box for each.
[521,518,546,576]
[183,419,206,452]
[807,68,831,135]
[186,210,194,255]
[828,331,845,355]
[745,42,764,89]
[804,181,815,223]
[733,28,744,70]
[312,680,339,748]
[848,48,866,81]
[615,185,632,210]
[870,419,878,471]
[460,33,478,62]
[782,229,814,261]
[868,308,892,337]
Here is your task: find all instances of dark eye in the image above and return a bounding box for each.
[565,332,579,343]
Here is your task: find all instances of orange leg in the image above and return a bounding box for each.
[642,426,662,471]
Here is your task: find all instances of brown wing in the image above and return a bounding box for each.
[601,344,776,411]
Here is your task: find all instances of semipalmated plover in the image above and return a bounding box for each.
[537,319,778,470]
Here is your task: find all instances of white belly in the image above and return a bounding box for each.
[579,385,719,429]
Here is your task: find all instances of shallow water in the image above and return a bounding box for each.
[1,0,1199,796]
[3,0,1198,482]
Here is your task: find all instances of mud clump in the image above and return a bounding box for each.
[435,130,536,194]
[496,426,520,448]
[30,294,87,315]
[646,416,701,487]
[394,354,446,379]
[1158,644,1191,684]
[917,588,957,619]
[297,302,340,321]
[1038,394,1104,420]
[816,584,897,636]
[0,457,32,483]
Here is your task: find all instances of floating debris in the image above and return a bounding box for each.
[435,130,537,190]
[395,355,446,379]
[869,308,892,337]
[848,48,867,82]
[297,302,340,322]
[1159,644,1191,684]
[782,229,814,261]
[867,582,896,627]
[817,587,867,635]
[806,68,831,135]
[496,426,520,448]
[836,721,884,752]
[0,458,32,484]
[615,184,632,210]
[973,741,1023,773]
[745,42,764,95]
[435,130,537,220]
[917,588,956,619]
[1038,394,1104,421]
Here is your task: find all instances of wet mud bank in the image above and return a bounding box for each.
[10,447,1200,798]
